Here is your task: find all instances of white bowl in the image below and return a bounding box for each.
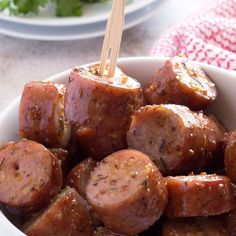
[0,57,236,235]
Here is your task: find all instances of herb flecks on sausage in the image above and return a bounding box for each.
[86,149,167,235]
[65,64,144,160]
[144,56,217,111]
[0,139,62,214]
[127,104,223,175]
[164,174,235,218]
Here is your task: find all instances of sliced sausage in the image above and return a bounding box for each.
[94,227,126,236]
[0,141,14,151]
[225,209,236,236]
[65,157,100,227]
[49,148,70,178]
[66,158,97,199]
[19,82,71,148]
[225,139,236,184]
[49,148,68,162]
[208,114,226,134]
[127,104,223,175]
[144,56,217,111]
[164,174,235,218]
[0,139,62,214]
[207,114,226,170]
[65,64,143,160]
[86,149,168,235]
[161,217,228,236]
[23,187,93,236]
[221,130,236,151]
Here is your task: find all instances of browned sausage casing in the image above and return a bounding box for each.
[221,130,236,151]
[0,141,14,151]
[161,217,228,236]
[144,56,217,111]
[127,104,223,175]
[65,64,143,160]
[66,158,97,199]
[49,148,70,179]
[19,82,71,148]
[86,149,168,235]
[225,139,236,184]
[66,158,101,229]
[49,148,68,162]
[23,187,93,236]
[164,174,235,218]
[225,209,236,236]
[94,227,126,236]
[0,139,62,214]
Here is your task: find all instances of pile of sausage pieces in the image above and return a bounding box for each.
[0,57,235,236]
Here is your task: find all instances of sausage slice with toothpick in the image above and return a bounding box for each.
[65,64,143,160]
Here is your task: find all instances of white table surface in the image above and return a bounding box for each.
[0,0,213,111]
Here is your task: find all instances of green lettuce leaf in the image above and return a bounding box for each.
[0,0,10,10]
[55,0,82,17]
[0,0,48,14]
[0,0,132,17]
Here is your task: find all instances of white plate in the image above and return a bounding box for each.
[0,57,236,235]
[0,0,157,26]
[0,0,159,41]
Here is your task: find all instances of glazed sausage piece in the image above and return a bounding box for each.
[94,227,126,236]
[127,104,223,175]
[164,174,235,218]
[221,130,236,151]
[86,149,168,235]
[49,148,70,177]
[225,139,236,184]
[225,209,236,236]
[66,158,101,228]
[161,218,228,236]
[49,148,68,162]
[0,141,14,151]
[23,187,93,236]
[144,56,217,111]
[0,139,62,214]
[65,64,144,160]
[66,158,97,199]
[19,82,71,148]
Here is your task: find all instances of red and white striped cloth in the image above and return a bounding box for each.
[151,0,236,70]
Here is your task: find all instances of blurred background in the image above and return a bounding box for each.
[0,0,213,110]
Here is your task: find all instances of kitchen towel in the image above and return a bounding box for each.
[151,0,236,70]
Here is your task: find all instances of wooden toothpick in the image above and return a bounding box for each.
[99,0,125,77]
